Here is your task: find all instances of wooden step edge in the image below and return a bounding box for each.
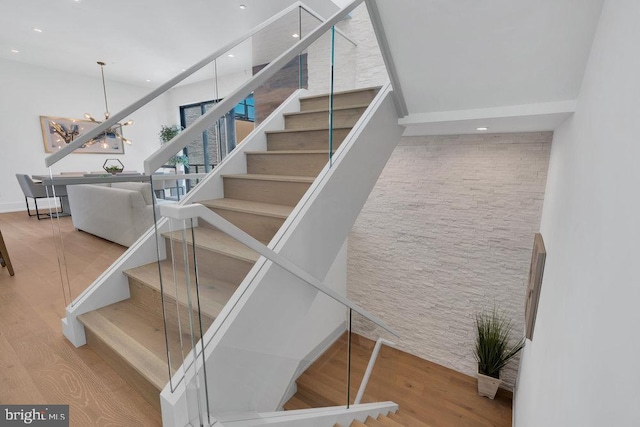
[298,86,381,101]
[351,421,367,427]
[386,412,403,424]
[377,414,403,427]
[157,229,260,263]
[245,150,330,155]
[221,174,315,183]
[77,310,167,391]
[200,199,293,220]
[284,104,370,116]
[265,126,353,134]
[364,416,386,427]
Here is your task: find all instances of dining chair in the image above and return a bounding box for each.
[15,174,68,220]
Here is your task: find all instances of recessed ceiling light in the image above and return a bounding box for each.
[181,68,186,72]
[477,127,488,131]
[33,28,43,33]
[239,4,247,9]
[227,54,235,58]
[292,33,300,38]
[10,49,19,53]
[145,79,151,82]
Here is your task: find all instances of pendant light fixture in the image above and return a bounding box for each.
[84,61,133,147]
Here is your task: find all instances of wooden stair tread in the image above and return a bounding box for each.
[395,410,431,427]
[77,302,169,390]
[283,103,370,117]
[351,422,367,427]
[201,198,294,219]
[364,415,386,427]
[245,150,329,155]
[282,395,313,411]
[265,126,353,134]
[222,174,315,183]
[160,226,260,263]
[124,260,241,319]
[298,86,381,101]
[377,414,403,426]
[386,413,404,424]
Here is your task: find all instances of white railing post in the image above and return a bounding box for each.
[354,338,395,405]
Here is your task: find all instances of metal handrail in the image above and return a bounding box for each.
[44,1,356,168]
[159,202,399,338]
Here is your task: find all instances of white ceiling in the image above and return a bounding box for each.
[1,0,606,135]
[0,0,338,88]
[375,0,604,134]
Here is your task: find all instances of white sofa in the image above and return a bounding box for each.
[67,182,157,247]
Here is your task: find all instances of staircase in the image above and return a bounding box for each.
[338,412,414,427]
[75,87,381,410]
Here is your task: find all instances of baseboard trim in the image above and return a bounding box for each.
[0,199,62,214]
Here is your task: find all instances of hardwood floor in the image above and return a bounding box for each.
[0,211,161,426]
[0,209,512,426]
[287,333,513,427]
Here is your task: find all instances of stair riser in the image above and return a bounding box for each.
[300,89,377,111]
[84,329,161,411]
[204,208,285,243]
[284,107,367,130]
[267,128,350,151]
[165,237,255,286]
[223,177,311,206]
[246,152,329,176]
[127,278,214,337]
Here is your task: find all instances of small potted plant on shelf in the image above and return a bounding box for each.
[159,125,189,168]
[474,307,525,399]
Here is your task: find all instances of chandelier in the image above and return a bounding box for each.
[83,61,133,148]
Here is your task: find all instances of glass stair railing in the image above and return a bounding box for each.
[157,200,398,425]
[40,0,407,425]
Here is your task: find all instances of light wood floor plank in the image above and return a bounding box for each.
[0,211,161,426]
[287,333,512,427]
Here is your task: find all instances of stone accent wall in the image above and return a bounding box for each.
[307,5,387,95]
[347,132,552,389]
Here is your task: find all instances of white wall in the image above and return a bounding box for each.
[0,59,171,212]
[514,1,640,425]
[348,132,551,389]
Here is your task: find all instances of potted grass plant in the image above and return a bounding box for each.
[474,308,525,399]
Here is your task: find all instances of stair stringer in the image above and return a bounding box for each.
[61,89,308,347]
[218,402,399,426]
[161,83,404,425]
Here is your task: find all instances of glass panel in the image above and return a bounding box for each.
[172,256,353,423]
[41,5,384,425]
[156,212,265,424]
[44,166,159,306]
[349,311,397,406]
